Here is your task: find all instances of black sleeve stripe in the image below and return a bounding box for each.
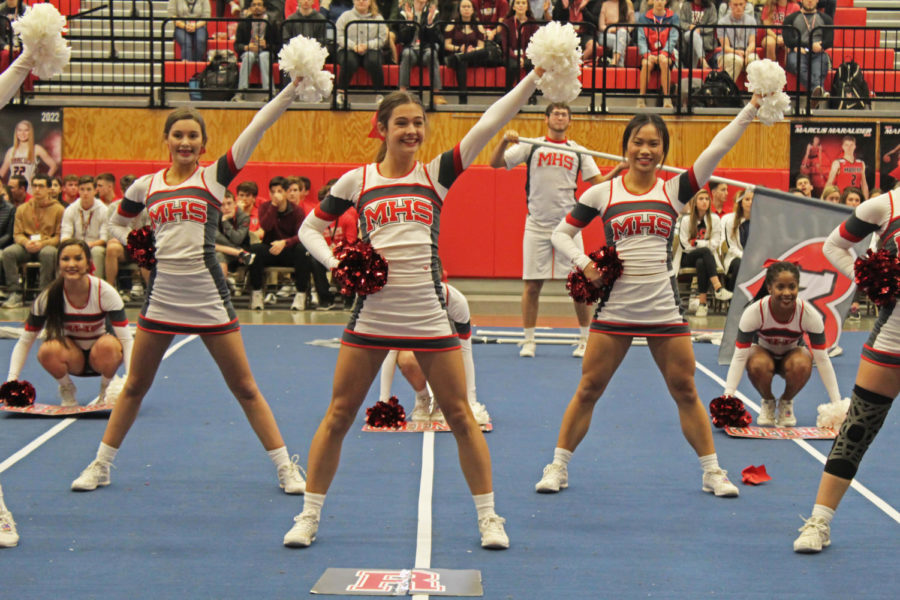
[570,202,599,225]
[845,213,880,240]
[437,148,459,190]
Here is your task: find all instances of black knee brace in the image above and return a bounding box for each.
[824,385,894,479]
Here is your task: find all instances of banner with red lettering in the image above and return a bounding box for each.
[311,567,483,596]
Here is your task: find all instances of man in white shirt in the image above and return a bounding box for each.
[60,175,108,278]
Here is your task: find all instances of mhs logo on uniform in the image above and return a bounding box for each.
[345,570,446,593]
[609,212,674,241]
[536,151,574,170]
[363,198,434,231]
[148,199,207,227]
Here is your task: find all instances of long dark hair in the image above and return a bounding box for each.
[731,189,750,238]
[622,113,669,165]
[374,91,426,162]
[750,261,800,303]
[43,239,93,346]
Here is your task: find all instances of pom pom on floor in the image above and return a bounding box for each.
[0,380,36,407]
[278,35,334,102]
[127,226,156,270]
[526,21,583,103]
[816,397,851,430]
[709,395,752,428]
[365,396,406,428]
[13,3,71,79]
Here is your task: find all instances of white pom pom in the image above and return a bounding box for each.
[746,58,789,126]
[816,397,851,430]
[278,34,333,103]
[525,22,583,103]
[12,3,71,79]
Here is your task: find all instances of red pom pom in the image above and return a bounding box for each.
[854,248,900,307]
[365,396,407,428]
[126,226,157,270]
[331,241,388,297]
[566,245,624,304]
[709,395,753,428]
[0,380,36,407]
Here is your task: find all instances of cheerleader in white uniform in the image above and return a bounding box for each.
[721,260,842,427]
[793,189,900,553]
[70,82,307,497]
[6,239,133,406]
[534,95,762,499]
[285,69,548,551]
[0,119,57,189]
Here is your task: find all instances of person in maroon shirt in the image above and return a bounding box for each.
[247,183,312,311]
[501,0,539,91]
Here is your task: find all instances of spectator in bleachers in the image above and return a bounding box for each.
[445,0,494,104]
[710,180,729,216]
[0,0,25,51]
[501,0,540,90]
[285,175,305,207]
[555,0,600,65]
[7,174,28,206]
[820,183,840,203]
[118,175,136,201]
[321,0,354,22]
[289,177,336,309]
[815,0,834,19]
[825,134,868,200]
[840,185,862,208]
[715,0,757,85]
[397,0,447,104]
[598,0,635,68]
[169,0,211,61]
[236,180,262,234]
[678,187,730,317]
[1,174,63,309]
[215,189,254,282]
[60,176,108,279]
[678,0,715,69]
[758,0,798,62]
[233,0,281,101]
[720,187,750,291]
[0,185,14,287]
[284,0,329,60]
[62,174,80,205]
[473,0,508,63]
[794,173,813,197]
[49,177,64,207]
[95,173,117,206]
[240,0,287,24]
[529,0,551,20]
[782,0,832,106]
[335,0,388,106]
[247,181,311,311]
[637,0,679,108]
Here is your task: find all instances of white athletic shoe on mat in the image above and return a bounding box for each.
[469,400,490,425]
[71,460,111,491]
[519,341,536,358]
[572,338,587,358]
[58,382,78,407]
[410,397,432,422]
[430,405,445,423]
[290,292,307,311]
[277,455,306,495]
[695,304,709,318]
[250,290,264,311]
[758,398,777,427]
[283,510,319,547]
[535,463,568,493]
[714,287,733,302]
[777,398,797,427]
[478,514,509,549]
[0,510,18,548]
[793,516,831,553]
[276,284,295,298]
[701,468,739,497]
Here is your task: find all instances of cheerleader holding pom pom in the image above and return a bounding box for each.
[277,34,334,103]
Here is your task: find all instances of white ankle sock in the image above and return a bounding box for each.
[472,492,495,520]
[56,374,73,387]
[523,327,535,342]
[579,326,589,340]
[698,453,720,472]
[811,504,835,524]
[100,375,111,387]
[303,492,326,517]
[415,388,431,402]
[267,446,291,470]
[552,448,573,467]
[97,442,118,465]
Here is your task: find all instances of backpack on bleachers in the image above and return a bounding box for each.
[695,71,743,108]
[193,50,239,102]
[828,61,870,110]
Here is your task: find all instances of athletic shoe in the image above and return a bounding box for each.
[701,468,739,497]
[777,398,797,427]
[71,459,111,491]
[1,293,23,309]
[519,341,536,358]
[410,396,432,422]
[310,292,319,308]
[793,516,831,553]
[572,338,587,358]
[277,455,306,495]
[59,382,78,407]
[250,290,264,311]
[714,287,733,302]
[478,514,509,549]
[130,282,144,298]
[828,345,843,358]
[291,292,307,311]
[430,405,445,423]
[469,400,490,426]
[0,510,18,548]
[264,292,278,304]
[758,398,777,427]
[283,510,319,547]
[695,304,708,318]
[687,296,700,314]
[535,463,568,493]
[276,284,295,298]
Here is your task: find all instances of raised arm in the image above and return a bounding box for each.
[691,100,759,189]
[0,50,35,109]
[228,82,299,172]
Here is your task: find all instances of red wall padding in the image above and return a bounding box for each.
[63,159,788,278]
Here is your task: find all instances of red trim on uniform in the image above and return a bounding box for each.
[138,323,238,336]
[63,280,90,310]
[863,343,900,358]
[24,323,42,332]
[453,143,463,175]
[592,329,691,337]
[591,319,687,328]
[735,341,752,349]
[838,221,863,243]
[809,342,828,350]
[140,315,239,329]
[341,340,461,352]
[457,331,472,340]
[226,149,238,176]
[117,203,141,219]
[542,136,569,144]
[314,206,339,222]
[375,161,417,180]
[343,328,457,341]
[565,214,587,228]
[620,176,659,197]
[110,319,129,327]
[687,167,699,193]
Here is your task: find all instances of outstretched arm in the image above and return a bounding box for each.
[0,50,35,109]
[691,97,760,189]
[227,81,299,172]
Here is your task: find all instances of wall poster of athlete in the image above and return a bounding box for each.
[0,106,62,189]
[878,123,900,193]
[789,121,875,199]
